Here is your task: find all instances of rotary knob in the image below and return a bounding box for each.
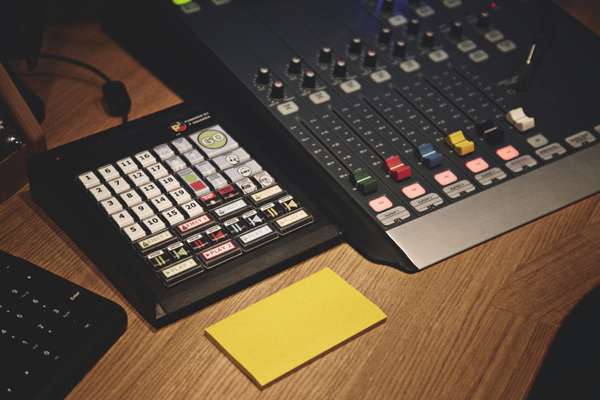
[450,21,463,39]
[382,0,395,13]
[349,38,363,55]
[407,18,420,35]
[421,31,435,48]
[477,11,491,29]
[364,49,378,68]
[333,59,348,78]
[270,80,285,99]
[319,47,333,64]
[256,67,271,85]
[393,40,407,58]
[288,57,302,75]
[302,70,317,89]
[378,27,392,45]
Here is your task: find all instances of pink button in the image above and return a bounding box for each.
[434,170,458,187]
[465,157,489,173]
[496,145,520,161]
[401,183,426,199]
[368,195,393,212]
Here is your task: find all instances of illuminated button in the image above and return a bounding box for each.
[429,50,449,63]
[351,169,378,195]
[400,59,420,73]
[417,143,443,168]
[446,130,475,156]
[497,39,517,53]
[434,170,458,186]
[388,14,407,27]
[308,90,331,105]
[178,168,210,197]
[469,49,489,63]
[484,29,504,43]
[385,155,412,181]
[465,157,489,173]
[496,145,520,161]
[457,40,476,53]
[176,213,214,235]
[506,107,535,132]
[165,243,195,266]
[401,183,426,199]
[415,5,435,18]
[340,80,362,94]
[369,196,393,213]
[443,0,462,9]
[370,70,391,84]
[277,101,299,116]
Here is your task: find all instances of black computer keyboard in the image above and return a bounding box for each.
[0,251,127,399]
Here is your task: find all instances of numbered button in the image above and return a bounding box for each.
[147,163,168,180]
[143,215,166,233]
[150,194,173,212]
[101,197,123,215]
[169,188,192,205]
[181,200,203,218]
[132,202,154,220]
[123,223,146,241]
[121,190,143,207]
[162,207,185,226]
[135,151,156,168]
[90,184,111,202]
[128,170,150,187]
[116,157,138,174]
[112,210,134,228]
[158,175,180,192]
[107,177,131,194]
[78,171,100,189]
[97,164,120,181]
[139,182,162,199]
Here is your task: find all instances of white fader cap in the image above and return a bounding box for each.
[507,107,536,132]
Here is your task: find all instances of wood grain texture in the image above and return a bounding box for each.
[1,4,599,399]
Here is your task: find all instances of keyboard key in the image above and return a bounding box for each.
[158,175,180,192]
[212,148,251,171]
[147,249,171,269]
[181,200,203,218]
[199,191,223,208]
[241,209,266,228]
[123,223,146,241]
[162,207,185,226]
[185,232,211,252]
[195,161,217,177]
[223,217,246,236]
[368,196,393,213]
[169,188,192,205]
[179,168,211,197]
[160,258,203,284]
[107,177,131,194]
[128,170,151,186]
[113,210,134,228]
[101,197,123,215]
[224,160,262,183]
[90,184,111,202]
[139,182,162,199]
[190,125,239,158]
[171,137,193,154]
[213,198,249,219]
[206,173,228,190]
[253,171,275,188]
[135,150,156,167]
[132,202,154,220]
[147,163,169,180]
[205,224,228,243]
[236,178,258,194]
[143,215,166,233]
[97,164,120,181]
[238,224,277,249]
[217,184,240,201]
[154,144,175,161]
[250,185,284,204]
[496,145,520,161]
[465,157,489,173]
[198,240,242,268]
[136,230,175,252]
[176,213,214,235]
[401,183,426,199]
[121,189,143,207]
[116,157,138,174]
[434,170,458,187]
[182,149,204,165]
[150,194,173,212]
[273,209,313,233]
[78,171,100,188]
[165,156,187,173]
[165,241,192,262]
[278,196,300,213]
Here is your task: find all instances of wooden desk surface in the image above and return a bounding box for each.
[2,2,600,399]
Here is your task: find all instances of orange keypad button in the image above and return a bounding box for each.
[401,183,426,199]
[465,157,489,173]
[368,196,394,213]
[496,145,520,161]
[434,170,458,186]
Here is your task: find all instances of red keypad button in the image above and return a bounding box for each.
[434,170,458,187]
[496,145,520,161]
[401,183,426,199]
[465,157,489,173]
[368,196,393,212]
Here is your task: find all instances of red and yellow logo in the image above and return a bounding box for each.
[170,121,188,133]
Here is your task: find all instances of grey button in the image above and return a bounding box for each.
[469,50,489,63]
[212,148,251,171]
[443,0,462,8]
[475,167,507,186]
[535,143,567,160]
[506,155,538,173]
[443,180,476,199]
[308,90,331,105]
[457,40,476,53]
[497,39,517,53]
[377,206,411,226]
[400,59,420,73]
[224,160,263,183]
[190,125,239,158]
[276,101,299,116]
[527,134,549,149]
[236,178,258,194]
[340,80,362,94]
[182,149,204,165]
[484,30,504,43]
[171,137,193,154]
[429,50,449,63]
[565,131,596,148]
[388,14,408,27]
[253,171,276,188]
[415,5,435,17]
[410,193,444,212]
[195,161,217,177]
[154,144,175,161]
[165,156,187,173]
[370,70,391,84]
[205,173,229,190]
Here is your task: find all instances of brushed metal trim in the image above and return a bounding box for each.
[386,144,600,270]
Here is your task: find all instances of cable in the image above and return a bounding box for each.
[38,53,132,124]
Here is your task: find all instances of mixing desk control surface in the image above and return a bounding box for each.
[105,0,600,272]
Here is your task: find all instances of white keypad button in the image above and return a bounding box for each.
[224,160,263,183]
[147,163,169,180]
[415,5,435,17]
[162,207,185,226]
[497,39,517,53]
[429,50,449,63]
[135,151,156,167]
[121,189,143,208]
[253,171,275,188]
[205,173,228,190]
[370,70,391,84]
[123,223,146,241]
[189,125,239,158]
[101,197,123,215]
[277,101,300,116]
[143,215,166,233]
[151,194,173,212]
[139,182,162,199]
[527,134,549,149]
[236,178,258,194]
[113,210,134,228]
[340,80,362,94]
[484,29,504,43]
[90,184,111,202]
[165,156,187,173]
[400,60,420,73]
[171,137,193,154]
[443,0,462,9]
[195,161,217,177]
[469,50,489,63]
[212,148,251,171]
[107,177,131,194]
[116,157,138,174]
[181,200,203,218]
[154,144,175,160]
[128,170,150,186]
[97,165,120,181]
[182,149,204,165]
[158,175,180,192]
[132,202,154,220]
[169,188,192,205]
[457,39,476,53]
[79,172,100,189]
[308,90,331,105]
[388,14,407,27]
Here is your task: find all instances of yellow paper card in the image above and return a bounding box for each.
[205,268,387,387]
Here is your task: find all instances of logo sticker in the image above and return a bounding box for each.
[170,122,188,133]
